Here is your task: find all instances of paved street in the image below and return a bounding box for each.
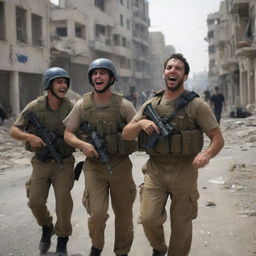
[1,116,256,256]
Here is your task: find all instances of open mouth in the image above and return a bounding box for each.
[168,77,177,82]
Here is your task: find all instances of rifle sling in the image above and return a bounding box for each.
[165,91,199,123]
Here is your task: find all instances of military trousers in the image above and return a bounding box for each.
[27,155,75,237]
[82,156,137,255]
[140,157,199,256]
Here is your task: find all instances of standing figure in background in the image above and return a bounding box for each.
[63,58,137,256]
[9,67,75,256]
[210,86,226,123]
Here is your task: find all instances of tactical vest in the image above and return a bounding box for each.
[25,96,74,157]
[139,91,204,156]
[80,92,137,155]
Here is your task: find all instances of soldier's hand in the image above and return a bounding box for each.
[192,152,210,168]
[139,119,160,135]
[27,134,46,148]
[81,142,99,158]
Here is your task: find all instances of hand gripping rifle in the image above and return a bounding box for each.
[27,112,64,167]
[80,121,112,174]
[143,103,174,149]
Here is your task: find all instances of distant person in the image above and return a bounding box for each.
[9,67,75,256]
[210,86,226,123]
[0,102,7,125]
[203,89,211,104]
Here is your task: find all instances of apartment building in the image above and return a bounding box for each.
[149,32,175,92]
[53,0,150,95]
[0,0,50,115]
[207,0,256,109]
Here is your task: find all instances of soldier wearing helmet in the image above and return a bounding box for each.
[9,67,75,256]
[64,58,137,256]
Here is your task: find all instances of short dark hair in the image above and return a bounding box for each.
[164,53,190,75]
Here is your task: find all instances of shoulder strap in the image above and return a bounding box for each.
[166,91,199,122]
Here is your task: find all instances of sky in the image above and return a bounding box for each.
[50,0,222,75]
[148,0,223,75]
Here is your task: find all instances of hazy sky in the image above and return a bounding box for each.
[149,0,223,75]
[50,0,222,75]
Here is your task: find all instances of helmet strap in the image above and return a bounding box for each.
[49,83,62,100]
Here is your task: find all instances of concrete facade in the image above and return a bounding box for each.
[207,0,256,110]
[0,0,51,115]
[0,0,175,114]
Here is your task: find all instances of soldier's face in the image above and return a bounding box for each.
[52,78,68,98]
[163,58,188,91]
[91,68,113,93]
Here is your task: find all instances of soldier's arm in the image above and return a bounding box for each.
[192,127,224,168]
[9,125,45,148]
[64,128,98,158]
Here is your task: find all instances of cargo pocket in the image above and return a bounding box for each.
[156,137,169,154]
[170,134,181,154]
[191,130,204,154]
[105,135,118,154]
[186,192,199,221]
[82,189,91,215]
[181,131,193,155]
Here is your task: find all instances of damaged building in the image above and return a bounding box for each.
[207,0,256,110]
[0,0,175,115]
[0,0,51,115]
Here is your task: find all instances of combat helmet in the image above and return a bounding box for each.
[88,58,118,85]
[43,67,70,90]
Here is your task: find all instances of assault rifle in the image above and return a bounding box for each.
[27,112,64,167]
[143,103,174,149]
[80,121,112,174]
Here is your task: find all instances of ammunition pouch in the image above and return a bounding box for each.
[139,129,203,156]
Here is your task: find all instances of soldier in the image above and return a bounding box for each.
[63,58,137,256]
[122,53,224,256]
[9,67,75,256]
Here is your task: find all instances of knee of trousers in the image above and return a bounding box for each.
[27,197,45,210]
[140,213,165,227]
[89,211,109,225]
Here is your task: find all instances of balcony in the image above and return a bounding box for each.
[221,58,238,71]
[236,42,256,57]
[229,0,249,14]
[215,24,229,46]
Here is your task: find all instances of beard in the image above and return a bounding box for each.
[93,83,111,93]
[165,79,183,91]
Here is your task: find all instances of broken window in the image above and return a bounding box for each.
[95,24,105,37]
[56,27,67,37]
[16,6,27,43]
[0,2,5,41]
[113,34,120,46]
[95,0,104,11]
[75,22,86,39]
[120,14,123,27]
[32,13,42,46]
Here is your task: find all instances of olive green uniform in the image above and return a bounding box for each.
[14,96,75,237]
[64,92,137,255]
[133,91,219,256]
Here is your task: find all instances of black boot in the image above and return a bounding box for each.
[56,236,69,256]
[152,249,166,256]
[89,246,102,256]
[39,223,54,254]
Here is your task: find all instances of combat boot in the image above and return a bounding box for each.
[152,249,166,256]
[56,236,69,256]
[39,223,54,254]
[89,246,102,256]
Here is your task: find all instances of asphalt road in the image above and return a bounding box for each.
[1,145,256,256]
